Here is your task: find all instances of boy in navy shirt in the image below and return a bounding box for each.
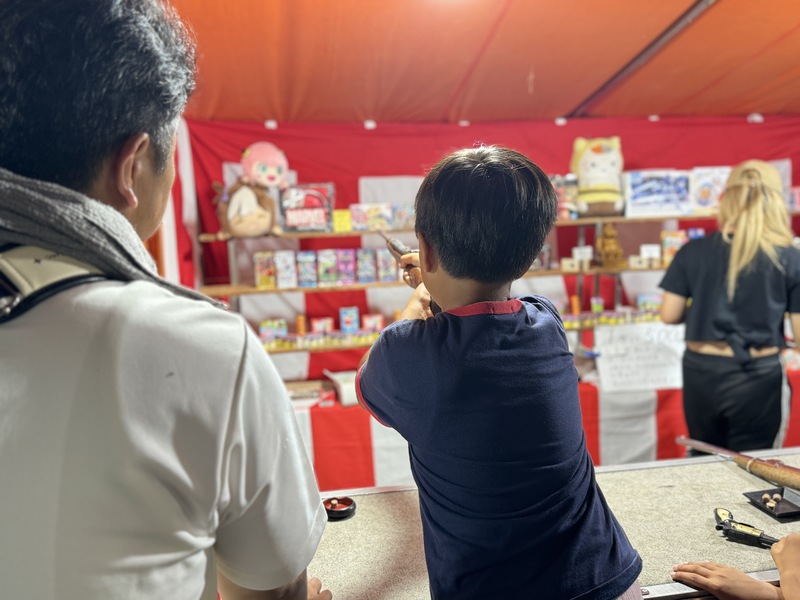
[356,146,643,600]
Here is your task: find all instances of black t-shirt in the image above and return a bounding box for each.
[659,231,800,349]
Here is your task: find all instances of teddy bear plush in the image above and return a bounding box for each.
[570,136,625,218]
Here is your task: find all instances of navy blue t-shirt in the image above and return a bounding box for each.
[357,296,642,600]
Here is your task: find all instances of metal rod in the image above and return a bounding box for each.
[567,0,718,118]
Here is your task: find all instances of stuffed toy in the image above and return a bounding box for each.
[214,141,288,237]
[570,137,624,218]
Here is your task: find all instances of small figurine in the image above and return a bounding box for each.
[595,222,626,268]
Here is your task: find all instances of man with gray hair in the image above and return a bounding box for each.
[0,1,331,598]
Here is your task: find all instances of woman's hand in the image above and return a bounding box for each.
[670,561,781,600]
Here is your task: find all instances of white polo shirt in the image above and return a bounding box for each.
[0,279,326,599]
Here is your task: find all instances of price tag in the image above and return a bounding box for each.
[639,244,662,260]
[571,245,594,261]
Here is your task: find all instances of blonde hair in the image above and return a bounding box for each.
[718,164,793,301]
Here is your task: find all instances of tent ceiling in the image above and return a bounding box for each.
[172,0,800,123]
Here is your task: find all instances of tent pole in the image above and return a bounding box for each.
[567,0,718,118]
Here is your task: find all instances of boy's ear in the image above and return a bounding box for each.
[417,233,438,274]
[113,132,151,210]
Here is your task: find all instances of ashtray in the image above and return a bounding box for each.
[323,496,356,521]
[743,486,800,520]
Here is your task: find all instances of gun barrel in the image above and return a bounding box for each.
[679,436,800,490]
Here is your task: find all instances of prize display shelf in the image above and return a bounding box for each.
[198,213,793,359]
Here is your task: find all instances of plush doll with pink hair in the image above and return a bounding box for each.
[215,142,288,237]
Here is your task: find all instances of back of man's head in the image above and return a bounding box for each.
[414,146,557,283]
[0,0,196,192]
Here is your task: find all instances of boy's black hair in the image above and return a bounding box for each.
[414,146,557,283]
[0,0,196,192]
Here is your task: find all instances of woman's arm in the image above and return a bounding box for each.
[660,291,688,324]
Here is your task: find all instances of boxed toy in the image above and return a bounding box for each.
[690,166,730,215]
[310,317,335,333]
[624,169,691,218]
[274,249,298,289]
[376,247,399,282]
[356,248,377,283]
[317,249,339,287]
[392,203,415,229]
[253,251,276,289]
[661,230,688,267]
[350,204,370,231]
[366,204,394,231]
[280,182,335,232]
[332,209,352,233]
[339,306,360,334]
[296,250,318,288]
[259,318,288,338]
[336,248,357,286]
[361,313,385,332]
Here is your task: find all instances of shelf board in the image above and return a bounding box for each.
[267,342,373,355]
[198,229,415,243]
[201,268,573,298]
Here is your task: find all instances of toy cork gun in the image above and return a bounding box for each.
[378,231,441,315]
[713,507,780,548]
[677,436,800,490]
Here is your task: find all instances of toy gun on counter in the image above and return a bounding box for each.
[713,507,779,548]
[677,437,800,490]
[378,231,440,315]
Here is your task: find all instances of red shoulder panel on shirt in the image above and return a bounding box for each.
[445,299,522,317]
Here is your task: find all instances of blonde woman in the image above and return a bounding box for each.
[660,160,800,452]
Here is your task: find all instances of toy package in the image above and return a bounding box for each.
[317,249,339,287]
[356,248,377,283]
[624,170,691,218]
[350,205,370,231]
[280,182,335,232]
[259,318,288,338]
[366,204,394,231]
[661,230,689,267]
[274,249,298,289]
[392,203,415,229]
[296,250,318,288]
[339,306,360,334]
[310,317,335,333]
[690,166,731,215]
[570,137,624,218]
[376,247,399,283]
[332,209,352,233]
[336,249,357,286]
[253,251,276,289]
[361,313,385,332]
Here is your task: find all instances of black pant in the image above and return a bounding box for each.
[682,349,790,453]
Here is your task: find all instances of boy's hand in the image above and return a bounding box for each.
[772,534,800,599]
[670,561,781,600]
[400,282,434,321]
[400,252,423,289]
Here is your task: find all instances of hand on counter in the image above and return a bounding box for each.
[308,576,332,600]
[670,561,782,600]
[772,533,800,600]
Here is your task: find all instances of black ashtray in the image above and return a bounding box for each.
[323,496,356,521]
[743,486,800,520]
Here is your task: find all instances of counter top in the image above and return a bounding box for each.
[308,449,800,599]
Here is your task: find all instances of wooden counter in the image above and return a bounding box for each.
[308,449,800,599]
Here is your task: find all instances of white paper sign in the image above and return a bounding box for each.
[639,244,662,260]
[594,322,684,392]
[572,245,594,260]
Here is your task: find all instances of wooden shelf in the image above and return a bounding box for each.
[198,229,415,243]
[267,342,373,355]
[201,268,572,298]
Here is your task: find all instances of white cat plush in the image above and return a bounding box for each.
[570,136,624,217]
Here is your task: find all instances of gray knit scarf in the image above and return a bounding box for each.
[0,167,220,307]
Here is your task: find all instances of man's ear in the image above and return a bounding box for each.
[114,132,151,210]
[417,233,438,274]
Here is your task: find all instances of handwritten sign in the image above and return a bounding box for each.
[594,322,684,392]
